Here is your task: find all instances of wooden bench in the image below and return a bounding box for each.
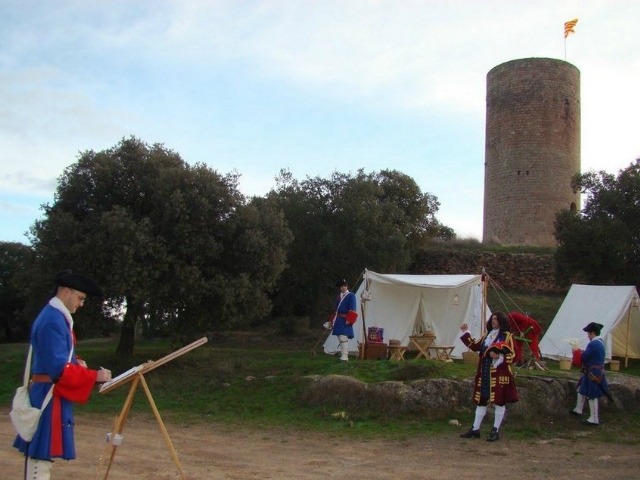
[428,346,455,362]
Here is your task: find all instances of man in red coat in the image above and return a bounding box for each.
[508,312,543,364]
[458,312,519,442]
[13,271,112,479]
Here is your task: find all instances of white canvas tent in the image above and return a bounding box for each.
[539,284,640,364]
[323,269,491,359]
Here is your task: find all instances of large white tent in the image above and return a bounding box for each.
[323,269,490,359]
[539,284,640,363]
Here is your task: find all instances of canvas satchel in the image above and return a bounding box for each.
[9,345,56,442]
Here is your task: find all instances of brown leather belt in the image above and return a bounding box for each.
[31,374,53,383]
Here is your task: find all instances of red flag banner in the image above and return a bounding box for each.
[564,18,578,38]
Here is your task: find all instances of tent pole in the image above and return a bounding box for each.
[481,268,487,337]
[359,271,370,360]
[624,302,634,368]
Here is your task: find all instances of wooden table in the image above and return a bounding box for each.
[428,345,455,362]
[409,335,436,359]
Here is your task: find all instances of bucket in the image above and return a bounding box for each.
[559,358,571,370]
[609,359,620,371]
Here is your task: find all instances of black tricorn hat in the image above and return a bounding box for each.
[336,279,348,287]
[54,270,104,297]
[583,322,604,335]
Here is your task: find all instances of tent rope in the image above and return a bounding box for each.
[485,273,546,368]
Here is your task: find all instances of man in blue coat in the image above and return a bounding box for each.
[570,322,609,426]
[13,271,112,479]
[330,279,357,363]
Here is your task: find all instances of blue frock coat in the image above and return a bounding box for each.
[331,291,356,338]
[578,337,609,399]
[13,303,97,460]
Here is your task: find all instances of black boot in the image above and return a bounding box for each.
[460,428,480,438]
[486,427,499,442]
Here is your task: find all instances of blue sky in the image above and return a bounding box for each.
[1,1,639,244]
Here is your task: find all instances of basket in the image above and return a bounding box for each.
[462,351,478,365]
[609,359,620,371]
[559,358,571,370]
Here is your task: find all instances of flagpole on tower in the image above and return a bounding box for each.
[563,18,578,61]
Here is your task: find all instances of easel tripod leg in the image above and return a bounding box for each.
[139,375,186,480]
[96,375,140,480]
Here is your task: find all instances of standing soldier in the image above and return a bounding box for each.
[570,322,609,426]
[13,271,112,479]
[330,279,357,363]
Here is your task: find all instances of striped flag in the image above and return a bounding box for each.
[564,18,578,38]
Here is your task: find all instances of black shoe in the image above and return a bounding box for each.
[569,410,581,416]
[581,420,599,427]
[486,427,499,442]
[460,428,480,438]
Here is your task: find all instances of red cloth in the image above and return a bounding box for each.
[508,312,543,362]
[54,363,98,403]
[572,349,583,367]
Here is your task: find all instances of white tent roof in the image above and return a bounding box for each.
[539,284,640,361]
[324,269,490,359]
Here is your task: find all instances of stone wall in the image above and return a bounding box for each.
[412,249,564,293]
[302,374,640,421]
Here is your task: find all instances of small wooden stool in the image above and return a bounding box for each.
[388,339,406,361]
[388,345,407,361]
[428,346,455,362]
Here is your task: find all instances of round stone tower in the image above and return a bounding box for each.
[483,57,581,246]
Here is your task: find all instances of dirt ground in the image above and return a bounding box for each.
[2,408,639,480]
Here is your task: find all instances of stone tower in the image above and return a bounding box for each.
[483,57,581,246]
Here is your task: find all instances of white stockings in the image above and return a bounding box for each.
[472,405,487,430]
[338,335,349,361]
[26,458,53,480]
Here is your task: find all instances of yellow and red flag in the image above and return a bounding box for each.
[564,18,578,38]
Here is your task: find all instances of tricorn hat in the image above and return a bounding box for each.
[582,322,604,335]
[336,279,348,287]
[487,341,513,356]
[54,270,104,297]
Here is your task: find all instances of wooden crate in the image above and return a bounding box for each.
[359,342,388,360]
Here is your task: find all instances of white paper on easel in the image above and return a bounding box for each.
[99,365,144,392]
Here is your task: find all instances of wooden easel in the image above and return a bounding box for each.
[95,337,208,480]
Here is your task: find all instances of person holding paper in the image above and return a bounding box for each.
[13,270,112,480]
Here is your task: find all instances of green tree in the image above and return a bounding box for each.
[30,137,291,353]
[0,242,37,341]
[554,159,640,287]
[269,168,453,325]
